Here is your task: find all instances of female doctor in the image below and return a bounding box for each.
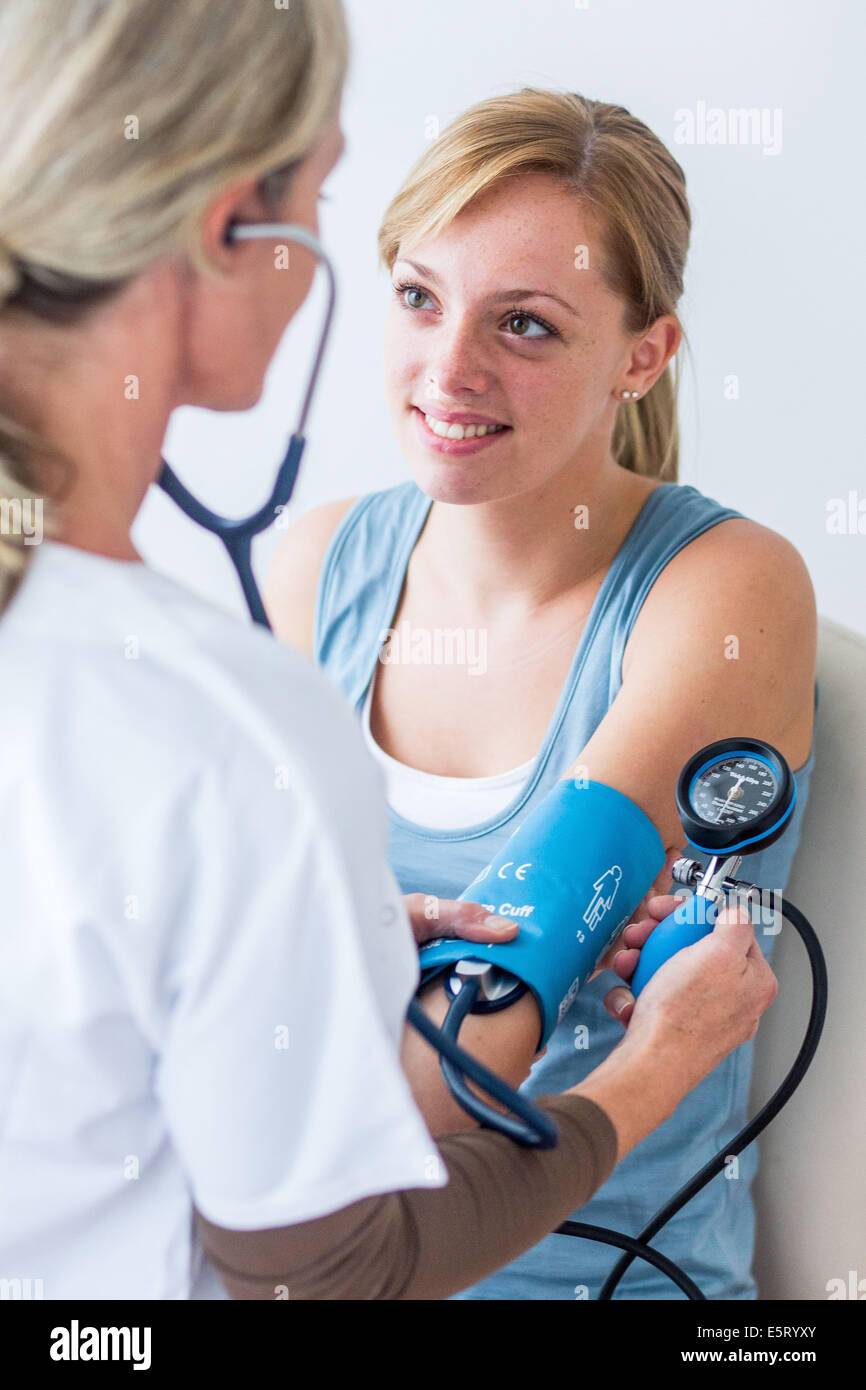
[0,0,775,1301]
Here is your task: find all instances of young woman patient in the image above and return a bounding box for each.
[265,88,818,1301]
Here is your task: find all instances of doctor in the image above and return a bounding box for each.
[0,0,775,1300]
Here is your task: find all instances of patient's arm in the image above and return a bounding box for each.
[400,975,542,1137]
[400,897,678,1137]
[400,522,816,1141]
[561,520,817,851]
[397,891,542,1134]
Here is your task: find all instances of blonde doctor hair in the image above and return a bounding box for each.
[0,0,348,615]
[378,88,692,484]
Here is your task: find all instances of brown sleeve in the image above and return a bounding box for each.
[195,1092,617,1300]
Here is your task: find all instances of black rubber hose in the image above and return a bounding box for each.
[406,987,558,1148]
[583,895,827,1300]
[409,985,706,1291]
[556,1220,705,1300]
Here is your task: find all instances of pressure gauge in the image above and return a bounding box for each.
[676,737,795,857]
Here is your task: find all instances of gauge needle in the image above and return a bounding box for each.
[716,775,745,822]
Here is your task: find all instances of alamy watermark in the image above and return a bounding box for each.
[0,496,43,545]
[677,884,785,935]
[0,1276,43,1299]
[674,101,783,156]
[826,490,866,534]
[50,1321,151,1370]
[378,621,488,676]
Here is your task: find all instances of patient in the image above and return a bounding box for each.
[265,88,818,1300]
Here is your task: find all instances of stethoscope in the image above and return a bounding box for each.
[158,223,336,627]
[157,223,826,1300]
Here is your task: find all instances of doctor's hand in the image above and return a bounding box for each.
[403,894,519,949]
[587,888,690,1024]
[586,845,685,1008]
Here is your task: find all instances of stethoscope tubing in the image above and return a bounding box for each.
[157,223,337,627]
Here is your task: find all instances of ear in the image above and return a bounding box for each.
[630,315,682,384]
[198,177,272,272]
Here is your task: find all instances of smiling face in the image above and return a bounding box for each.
[383,171,666,506]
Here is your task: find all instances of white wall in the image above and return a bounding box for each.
[135,0,865,637]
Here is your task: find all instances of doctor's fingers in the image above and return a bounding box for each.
[604,911,683,986]
[628,847,684,923]
[587,892,687,983]
[616,898,685,953]
[403,894,519,947]
[604,984,637,1026]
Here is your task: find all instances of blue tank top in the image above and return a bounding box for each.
[315,478,818,1301]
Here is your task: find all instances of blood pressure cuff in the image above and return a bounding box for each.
[418,778,666,1047]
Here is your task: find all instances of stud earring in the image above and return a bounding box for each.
[620,389,640,399]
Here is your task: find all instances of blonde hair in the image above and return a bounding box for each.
[378,88,692,482]
[0,0,348,614]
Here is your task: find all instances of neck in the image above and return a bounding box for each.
[414,455,649,620]
[2,274,180,563]
[45,360,172,562]
[53,510,147,563]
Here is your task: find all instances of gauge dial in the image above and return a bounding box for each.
[676,738,795,857]
[691,756,778,827]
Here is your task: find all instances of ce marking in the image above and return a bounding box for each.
[497,862,532,881]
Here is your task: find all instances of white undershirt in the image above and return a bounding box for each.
[361,671,535,829]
